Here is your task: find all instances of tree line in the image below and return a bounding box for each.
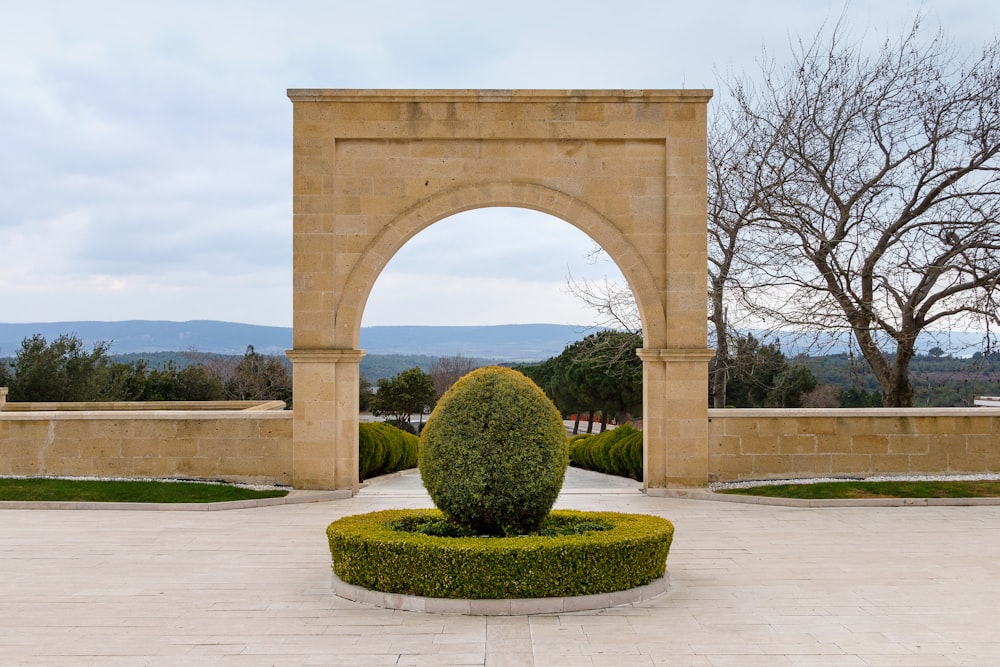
[0,334,291,404]
[517,329,1000,429]
[516,330,822,432]
[7,330,993,419]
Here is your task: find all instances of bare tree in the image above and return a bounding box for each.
[428,355,478,398]
[566,105,774,408]
[730,16,1000,406]
[706,98,786,407]
[566,255,641,336]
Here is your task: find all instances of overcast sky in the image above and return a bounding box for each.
[2,1,996,328]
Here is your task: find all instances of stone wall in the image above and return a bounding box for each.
[708,408,1000,482]
[0,410,292,486]
[3,400,287,412]
[3,402,999,488]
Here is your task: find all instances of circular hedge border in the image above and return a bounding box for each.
[326,509,674,600]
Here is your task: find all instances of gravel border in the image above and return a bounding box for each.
[643,473,1000,507]
[710,472,1000,490]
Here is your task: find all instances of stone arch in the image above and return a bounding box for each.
[337,181,667,349]
[286,89,714,493]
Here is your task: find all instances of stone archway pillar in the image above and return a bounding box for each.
[286,349,365,491]
[638,348,717,489]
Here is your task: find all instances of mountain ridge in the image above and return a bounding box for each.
[0,320,596,362]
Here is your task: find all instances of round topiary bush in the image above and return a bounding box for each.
[419,366,568,535]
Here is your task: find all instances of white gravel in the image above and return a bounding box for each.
[711,473,1000,490]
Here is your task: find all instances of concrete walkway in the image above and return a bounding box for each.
[2,470,999,666]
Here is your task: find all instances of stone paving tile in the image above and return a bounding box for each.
[1,471,999,666]
[648,658,713,667]
[858,657,959,667]
[485,652,534,667]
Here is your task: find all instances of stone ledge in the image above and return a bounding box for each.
[708,407,1000,418]
[330,571,670,616]
[0,410,293,421]
[287,89,713,104]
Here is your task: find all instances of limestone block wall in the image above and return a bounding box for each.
[3,400,287,412]
[708,408,1000,481]
[0,411,292,485]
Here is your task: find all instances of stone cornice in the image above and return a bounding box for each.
[285,349,366,364]
[287,89,713,104]
[636,348,717,363]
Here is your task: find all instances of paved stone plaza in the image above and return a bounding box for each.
[2,469,999,666]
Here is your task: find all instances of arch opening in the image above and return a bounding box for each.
[361,205,645,476]
[337,183,666,351]
[362,206,633,330]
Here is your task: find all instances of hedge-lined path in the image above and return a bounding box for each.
[1,471,998,665]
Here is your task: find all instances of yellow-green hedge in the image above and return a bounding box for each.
[326,509,674,599]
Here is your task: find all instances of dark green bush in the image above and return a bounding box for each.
[570,424,643,480]
[358,422,419,481]
[327,509,674,599]
[358,423,383,479]
[568,433,597,470]
[387,418,417,435]
[419,366,568,536]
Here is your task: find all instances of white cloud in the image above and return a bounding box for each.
[1,0,997,327]
[363,209,625,327]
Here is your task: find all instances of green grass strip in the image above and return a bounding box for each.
[718,480,1000,500]
[0,478,289,503]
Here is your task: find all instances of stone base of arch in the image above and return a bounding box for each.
[638,348,716,489]
[286,348,364,491]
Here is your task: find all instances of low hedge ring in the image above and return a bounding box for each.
[327,509,674,600]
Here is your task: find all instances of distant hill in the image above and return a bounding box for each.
[0,321,594,362]
[358,324,595,360]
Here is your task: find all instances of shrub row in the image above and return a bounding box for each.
[569,424,643,480]
[326,509,674,599]
[358,422,419,481]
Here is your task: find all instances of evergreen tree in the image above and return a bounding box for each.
[369,367,436,432]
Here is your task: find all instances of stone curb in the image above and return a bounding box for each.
[648,488,1000,507]
[6,485,998,510]
[330,571,670,615]
[0,489,351,511]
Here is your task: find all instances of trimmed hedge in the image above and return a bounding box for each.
[359,422,419,481]
[326,509,674,599]
[569,424,643,480]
